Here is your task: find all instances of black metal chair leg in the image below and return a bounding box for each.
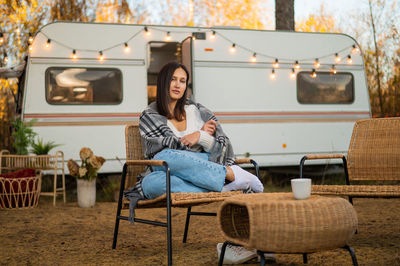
[112,164,127,249]
[343,245,358,266]
[218,241,230,266]
[182,207,191,243]
[165,167,172,266]
[303,253,308,264]
[257,250,266,266]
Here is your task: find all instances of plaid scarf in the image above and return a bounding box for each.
[139,100,235,166]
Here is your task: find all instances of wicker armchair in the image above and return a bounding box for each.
[0,150,66,206]
[299,117,400,202]
[112,125,260,265]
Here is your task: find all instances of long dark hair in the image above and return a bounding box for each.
[156,61,189,121]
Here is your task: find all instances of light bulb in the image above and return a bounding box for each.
[71,49,78,60]
[28,33,34,44]
[352,44,359,54]
[209,31,216,40]
[290,68,296,79]
[347,55,352,64]
[144,26,151,36]
[273,58,279,68]
[28,44,33,51]
[45,39,51,48]
[250,53,257,63]
[335,53,341,63]
[230,44,236,54]
[124,43,130,53]
[98,51,104,61]
[314,58,320,69]
[311,69,317,78]
[330,65,337,74]
[3,53,8,63]
[294,60,300,69]
[270,69,276,80]
[0,33,4,44]
[165,32,172,41]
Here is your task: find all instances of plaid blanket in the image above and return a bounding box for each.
[139,100,235,166]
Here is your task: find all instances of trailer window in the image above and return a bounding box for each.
[46,67,122,104]
[297,72,354,104]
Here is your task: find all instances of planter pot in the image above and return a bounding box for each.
[77,179,96,208]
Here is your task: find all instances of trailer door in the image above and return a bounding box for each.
[181,37,193,98]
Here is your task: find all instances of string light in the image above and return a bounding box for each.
[314,58,320,69]
[0,33,4,45]
[311,69,317,78]
[270,69,276,80]
[45,39,51,48]
[209,31,216,40]
[273,58,279,68]
[335,53,341,63]
[330,65,337,74]
[28,33,34,44]
[71,49,78,60]
[144,26,151,36]
[165,31,172,41]
[347,55,352,64]
[3,53,8,64]
[230,43,236,53]
[32,27,361,80]
[124,43,130,53]
[98,51,104,61]
[250,53,257,62]
[290,68,296,79]
[294,60,300,69]
[352,44,359,54]
[191,34,196,40]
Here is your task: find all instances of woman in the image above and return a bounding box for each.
[139,61,263,199]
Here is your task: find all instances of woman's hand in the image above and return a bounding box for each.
[180,131,200,147]
[201,120,217,135]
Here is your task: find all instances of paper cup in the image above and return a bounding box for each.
[291,178,311,200]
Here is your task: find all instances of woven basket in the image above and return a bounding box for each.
[218,193,358,253]
[0,172,42,209]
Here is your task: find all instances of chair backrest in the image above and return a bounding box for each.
[124,125,146,190]
[347,117,400,181]
[0,150,64,174]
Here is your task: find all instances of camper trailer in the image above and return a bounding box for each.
[19,22,370,173]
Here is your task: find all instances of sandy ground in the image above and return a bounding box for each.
[0,197,399,266]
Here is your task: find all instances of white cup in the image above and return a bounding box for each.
[291,178,311,200]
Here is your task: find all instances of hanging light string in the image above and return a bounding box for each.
[31,26,358,67]
[213,30,356,62]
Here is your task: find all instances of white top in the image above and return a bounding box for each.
[167,105,215,152]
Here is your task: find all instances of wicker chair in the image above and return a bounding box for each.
[0,150,66,206]
[112,125,260,265]
[299,117,400,202]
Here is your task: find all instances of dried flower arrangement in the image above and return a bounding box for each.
[67,147,105,181]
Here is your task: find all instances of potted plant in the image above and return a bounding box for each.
[11,118,37,155]
[30,138,62,168]
[67,147,105,208]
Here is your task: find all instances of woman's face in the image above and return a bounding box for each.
[169,67,187,102]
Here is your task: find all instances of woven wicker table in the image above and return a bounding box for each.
[218,193,358,266]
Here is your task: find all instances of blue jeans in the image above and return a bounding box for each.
[141,149,227,199]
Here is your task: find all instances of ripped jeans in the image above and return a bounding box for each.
[141,149,226,199]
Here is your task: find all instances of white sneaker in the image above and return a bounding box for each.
[217,243,257,264]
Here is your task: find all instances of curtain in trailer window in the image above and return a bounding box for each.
[297,72,354,104]
[46,67,122,105]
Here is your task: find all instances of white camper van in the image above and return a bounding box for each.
[19,22,370,173]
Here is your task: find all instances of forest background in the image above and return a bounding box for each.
[0,0,399,151]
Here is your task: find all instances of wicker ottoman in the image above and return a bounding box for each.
[218,193,358,265]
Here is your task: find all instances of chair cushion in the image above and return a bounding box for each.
[0,168,36,179]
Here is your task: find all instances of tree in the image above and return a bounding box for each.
[275,0,294,31]
[296,5,341,33]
